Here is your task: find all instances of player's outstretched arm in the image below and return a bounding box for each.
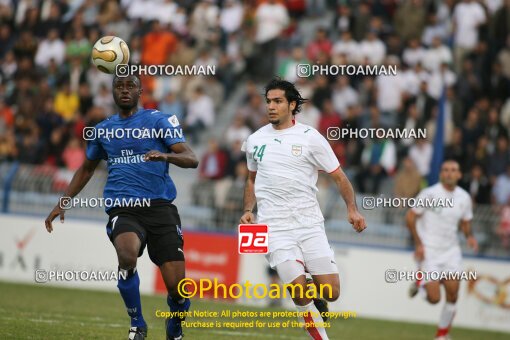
[45,158,101,233]
[144,143,199,168]
[240,171,257,224]
[460,220,479,253]
[405,209,424,260]
[329,167,367,233]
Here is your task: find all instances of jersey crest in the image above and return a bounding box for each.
[292,145,302,157]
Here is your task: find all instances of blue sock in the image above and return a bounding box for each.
[167,295,191,314]
[166,296,190,336]
[117,268,146,328]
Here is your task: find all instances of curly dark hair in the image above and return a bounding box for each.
[264,78,308,115]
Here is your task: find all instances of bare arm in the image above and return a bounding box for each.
[329,167,366,232]
[460,219,479,252]
[405,209,424,260]
[45,158,101,232]
[240,171,257,224]
[144,142,199,168]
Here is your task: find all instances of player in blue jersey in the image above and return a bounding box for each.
[45,74,198,340]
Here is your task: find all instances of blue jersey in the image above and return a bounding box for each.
[86,109,185,209]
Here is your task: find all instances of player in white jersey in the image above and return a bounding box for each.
[240,79,366,340]
[406,160,478,340]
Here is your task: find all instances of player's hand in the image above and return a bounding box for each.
[414,244,424,261]
[467,235,479,253]
[240,211,255,224]
[45,204,65,233]
[348,209,367,233]
[144,150,168,162]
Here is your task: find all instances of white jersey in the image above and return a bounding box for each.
[412,183,473,250]
[243,123,340,229]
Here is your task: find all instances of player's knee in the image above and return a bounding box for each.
[116,248,138,268]
[324,285,340,302]
[427,295,441,304]
[293,296,312,306]
[446,293,458,303]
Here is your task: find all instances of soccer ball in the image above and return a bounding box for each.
[91,36,130,74]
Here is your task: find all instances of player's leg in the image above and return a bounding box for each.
[107,212,148,340]
[435,249,462,339]
[420,250,441,304]
[435,279,459,340]
[159,261,189,340]
[300,225,340,322]
[424,280,441,304]
[275,260,330,340]
[146,220,188,340]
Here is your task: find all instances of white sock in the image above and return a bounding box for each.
[295,301,329,340]
[438,302,456,331]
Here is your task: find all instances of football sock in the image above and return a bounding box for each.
[166,296,190,335]
[117,267,146,328]
[296,301,329,340]
[436,302,456,337]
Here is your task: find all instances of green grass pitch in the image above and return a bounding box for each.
[0,281,507,339]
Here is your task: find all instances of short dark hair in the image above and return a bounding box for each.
[264,78,307,115]
[112,74,141,87]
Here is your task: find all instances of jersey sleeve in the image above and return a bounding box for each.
[242,137,257,172]
[461,194,474,222]
[412,189,427,215]
[85,137,107,161]
[156,114,186,147]
[308,131,340,173]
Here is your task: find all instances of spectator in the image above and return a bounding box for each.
[486,107,508,153]
[375,57,405,127]
[158,92,184,122]
[0,98,14,130]
[461,163,492,204]
[332,31,359,65]
[332,76,358,119]
[93,83,115,114]
[238,94,266,130]
[254,0,289,80]
[422,36,453,72]
[199,139,229,180]
[358,31,386,65]
[394,0,427,43]
[141,20,178,66]
[220,0,244,35]
[394,157,423,199]
[0,23,14,59]
[62,137,85,171]
[297,101,320,129]
[35,29,66,68]
[65,28,91,61]
[488,136,510,182]
[54,82,79,122]
[402,38,426,68]
[408,138,433,179]
[492,164,510,205]
[452,0,486,72]
[356,136,397,194]
[185,86,215,144]
[278,46,307,83]
[13,30,38,61]
[306,28,332,62]
[225,115,251,145]
[190,0,220,50]
[317,99,341,137]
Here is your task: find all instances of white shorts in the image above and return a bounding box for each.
[265,222,337,275]
[420,246,462,280]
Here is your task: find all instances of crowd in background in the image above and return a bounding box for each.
[1,0,510,237]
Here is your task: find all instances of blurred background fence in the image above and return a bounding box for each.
[2,161,508,260]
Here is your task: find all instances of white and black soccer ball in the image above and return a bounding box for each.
[91,36,130,74]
